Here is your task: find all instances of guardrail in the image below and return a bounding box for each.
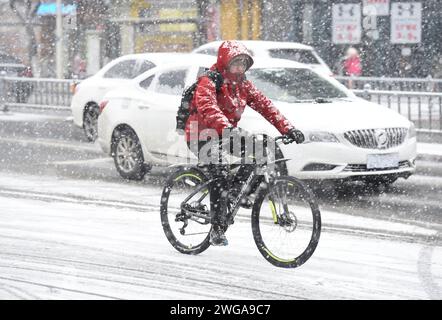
[1,76,441,134]
[353,89,442,133]
[336,75,442,92]
[0,75,75,113]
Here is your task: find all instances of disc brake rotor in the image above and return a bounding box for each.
[280,212,297,233]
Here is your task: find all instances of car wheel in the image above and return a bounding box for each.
[83,103,99,142]
[112,128,147,181]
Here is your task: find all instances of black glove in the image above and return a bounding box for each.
[285,128,305,144]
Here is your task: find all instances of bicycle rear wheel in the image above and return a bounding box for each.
[160,167,212,255]
[251,176,321,268]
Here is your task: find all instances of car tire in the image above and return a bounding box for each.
[83,103,99,142]
[112,128,148,181]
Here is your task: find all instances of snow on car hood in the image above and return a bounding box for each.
[241,97,411,134]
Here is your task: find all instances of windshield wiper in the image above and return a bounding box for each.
[290,97,346,103]
[314,97,332,103]
[332,97,354,102]
[291,99,313,103]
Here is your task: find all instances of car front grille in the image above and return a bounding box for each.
[343,160,411,172]
[344,128,408,149]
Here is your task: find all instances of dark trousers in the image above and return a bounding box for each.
[186,138,259,227]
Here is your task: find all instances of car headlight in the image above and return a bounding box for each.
[305,131,339,143]
[408,123,416,139]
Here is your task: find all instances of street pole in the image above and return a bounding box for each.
[56,0,63,79]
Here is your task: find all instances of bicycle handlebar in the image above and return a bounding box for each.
[215,133,295,151]
[274,135,294,145]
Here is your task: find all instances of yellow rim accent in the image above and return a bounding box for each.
[174,173,208,193]
[263,247,295,263]
[269,200,278,223]
[174,173,202,182]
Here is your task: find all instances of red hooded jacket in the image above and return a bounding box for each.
[344,56,362,76]
[185,41,294,141]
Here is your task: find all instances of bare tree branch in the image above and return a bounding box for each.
[9,0,42,62]
[9,0,26,23]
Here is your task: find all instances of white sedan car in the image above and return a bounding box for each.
[97,54,416,187]
[70,52,183,141]
[193,40,333,76]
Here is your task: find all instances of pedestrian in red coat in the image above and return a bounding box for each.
[343,47,362,89]
[185,40,304,246]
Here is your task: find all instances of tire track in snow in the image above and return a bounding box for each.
[0,276,121,300]
[0,251,305,300]
[0,284,38,299]
[0,186,439,245]
[417,237,442,299]
[0,185,440,299]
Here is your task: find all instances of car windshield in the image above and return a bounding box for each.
[268,49,320,64]
[247,68,348,103]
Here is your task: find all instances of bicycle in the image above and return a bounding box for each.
[160,135,321,268]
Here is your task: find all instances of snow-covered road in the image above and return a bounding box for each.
[0,172,440,300]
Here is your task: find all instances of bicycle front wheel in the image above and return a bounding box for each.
[251,176,321,268]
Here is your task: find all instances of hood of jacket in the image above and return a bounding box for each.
[212,41,254,82]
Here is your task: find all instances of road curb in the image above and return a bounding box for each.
[417,153,442,163]
[415,160,442,177]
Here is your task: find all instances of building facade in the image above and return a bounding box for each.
[0,0,440,78]
[114,0,441,78]
[259,0,441,78]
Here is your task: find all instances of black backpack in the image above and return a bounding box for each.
[176,70,223,134]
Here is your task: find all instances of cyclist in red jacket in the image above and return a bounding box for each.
[186,40,304,246]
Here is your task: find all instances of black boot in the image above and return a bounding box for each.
[209,225,228,246]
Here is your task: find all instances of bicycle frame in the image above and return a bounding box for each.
[179,134,293,224]
[179,157,290,225]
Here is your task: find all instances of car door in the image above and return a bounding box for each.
[136,66,197,163]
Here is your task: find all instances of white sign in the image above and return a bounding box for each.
[332,3,361,44]
[363,0,390,16]
[391,2,422,44]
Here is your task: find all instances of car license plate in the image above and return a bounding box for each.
[367,153,399,169]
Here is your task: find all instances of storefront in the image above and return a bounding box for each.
[113,0,262,54]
